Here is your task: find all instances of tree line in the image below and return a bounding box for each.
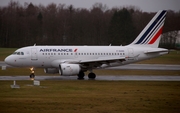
[0,1,180,48]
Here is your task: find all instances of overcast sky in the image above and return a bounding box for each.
[0,0,180,12]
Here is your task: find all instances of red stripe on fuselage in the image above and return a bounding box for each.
[148,26,163,44]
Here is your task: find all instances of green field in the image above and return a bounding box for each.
[0,48,17,61]
[0,81,180,113]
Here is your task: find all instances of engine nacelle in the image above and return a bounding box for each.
[59,64,80,76]
[44,68,59,74]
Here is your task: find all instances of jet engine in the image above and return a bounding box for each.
[59,64,81,76]
[44,68,59,74]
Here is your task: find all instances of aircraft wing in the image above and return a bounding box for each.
[80,56,126,64]
[51,56,126,69]
[78,56,126,69]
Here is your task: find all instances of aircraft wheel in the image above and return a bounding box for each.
[88,73,96,79]
[77,71,85,80]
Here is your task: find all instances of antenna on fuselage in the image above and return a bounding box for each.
[34,43,36,46]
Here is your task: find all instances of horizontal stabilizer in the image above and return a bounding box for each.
[144,49,168,54]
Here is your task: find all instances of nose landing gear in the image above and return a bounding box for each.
[30,67,35,80]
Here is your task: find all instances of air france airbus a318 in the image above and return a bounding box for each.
[5,10,168,79]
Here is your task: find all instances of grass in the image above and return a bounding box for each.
[0,80,180,113]
[137,50,180,64]
[0,48,17,61]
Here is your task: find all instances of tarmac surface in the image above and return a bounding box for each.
[0,75,180,81]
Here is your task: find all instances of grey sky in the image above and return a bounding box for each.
[0,0,180,12]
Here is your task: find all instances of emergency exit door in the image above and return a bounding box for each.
[31,48,38,60]
[128,48,134,58]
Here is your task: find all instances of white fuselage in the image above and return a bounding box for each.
[5,45,168,68]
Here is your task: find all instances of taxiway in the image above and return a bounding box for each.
[0,75,180,81]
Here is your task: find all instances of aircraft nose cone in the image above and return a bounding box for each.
[5,56,9,64]
[4,56,12,65]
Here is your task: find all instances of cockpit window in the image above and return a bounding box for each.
[13,52,17,55]
[17,52,20,55]
[12,52,24,55]
[21,52,24,55]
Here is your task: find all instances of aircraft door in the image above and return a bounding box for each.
[128,48,134,58]
[31,48,38,60]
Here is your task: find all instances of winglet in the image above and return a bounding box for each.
[130,10,167,48]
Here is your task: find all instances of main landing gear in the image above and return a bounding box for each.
[77,71,85,80]
[77,71,96,80]
[30,67,35,80]
[88,72,96,79]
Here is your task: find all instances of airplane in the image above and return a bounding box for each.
[5,10,168,80]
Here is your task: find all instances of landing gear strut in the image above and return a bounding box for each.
[30,67,35,80]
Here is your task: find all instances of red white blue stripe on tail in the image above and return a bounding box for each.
[130,10,167,48]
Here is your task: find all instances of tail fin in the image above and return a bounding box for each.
[130,10,167,48]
